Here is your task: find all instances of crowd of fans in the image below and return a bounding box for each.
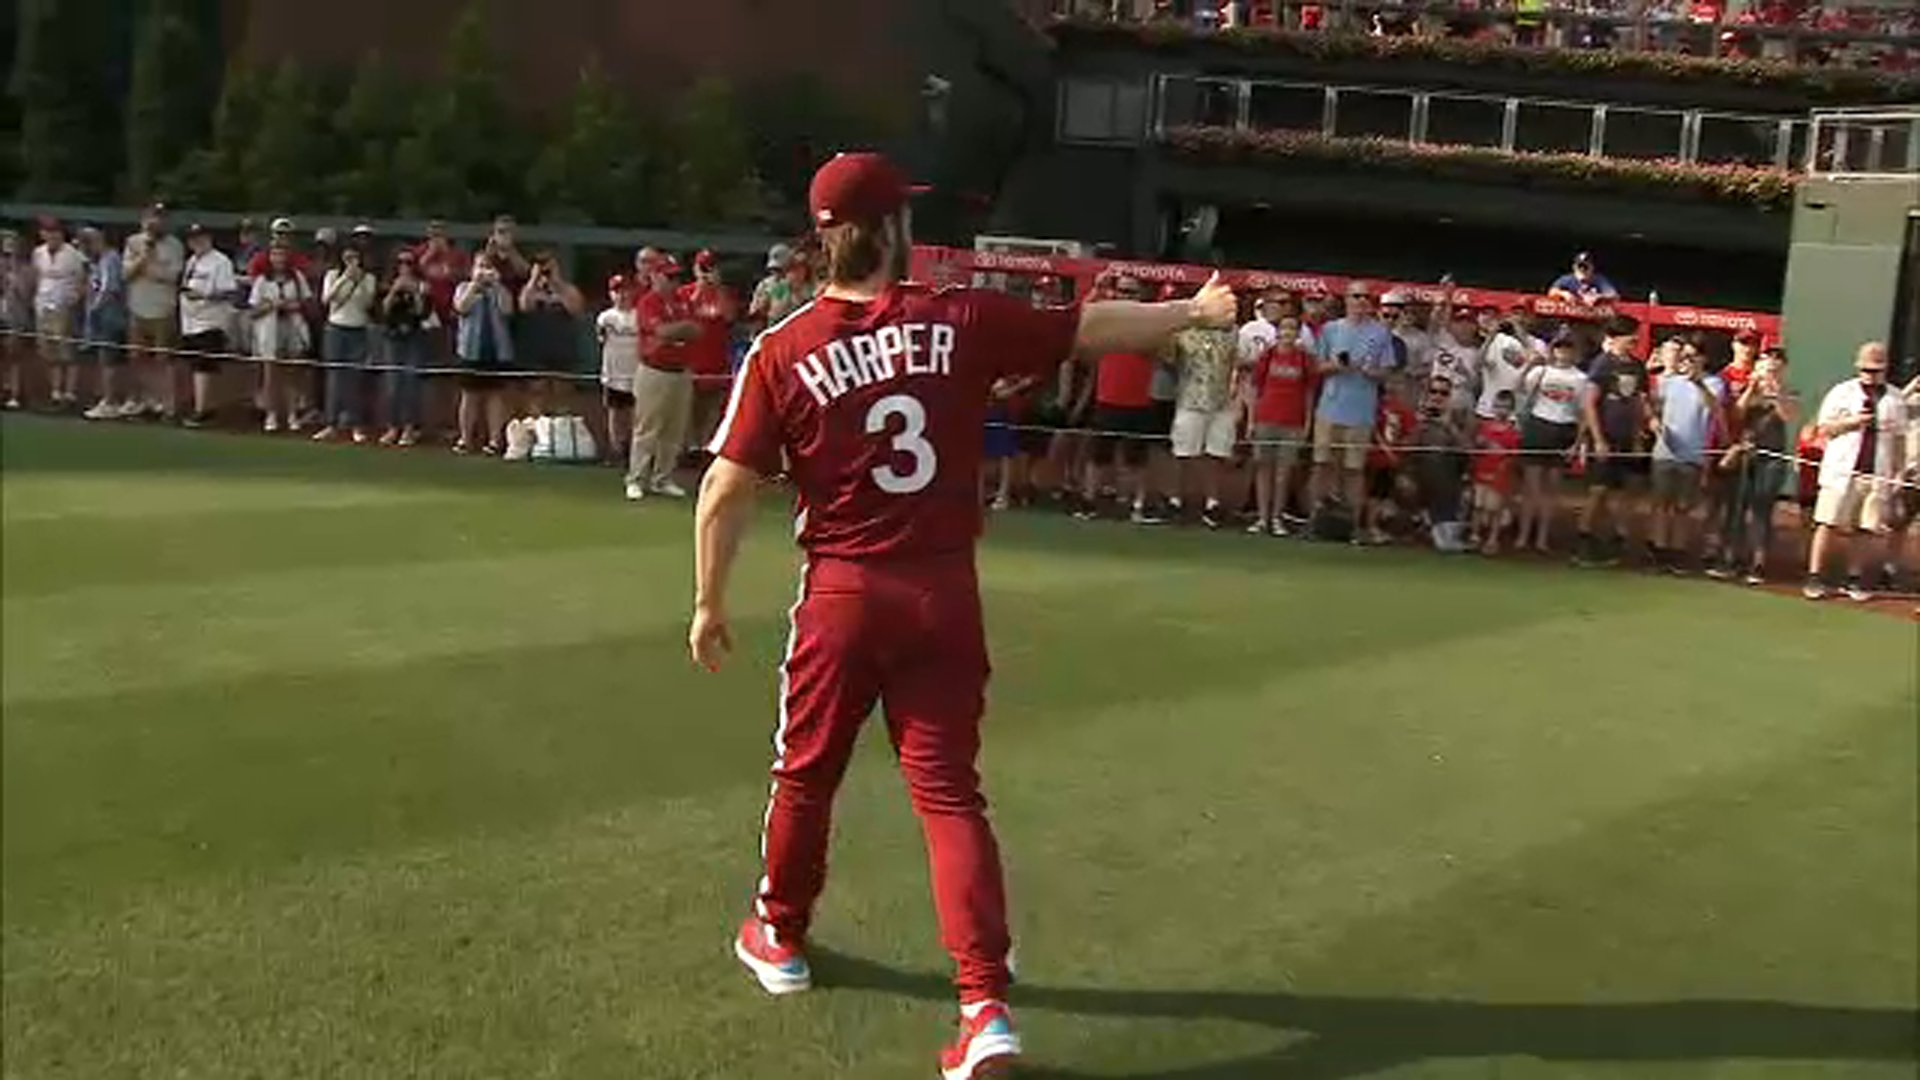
[1056,0,1918,69]
[982,264,1918,601]
[4,209,1915,601]
[0,206,821,501]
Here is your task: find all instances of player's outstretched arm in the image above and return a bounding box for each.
[1075,272,1237,356]
[690,457,760,672]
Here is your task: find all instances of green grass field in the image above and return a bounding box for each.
[2,414,1915,1079]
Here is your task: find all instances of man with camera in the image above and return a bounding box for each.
[1308,280,1396,530]
[1804,342,1907,601]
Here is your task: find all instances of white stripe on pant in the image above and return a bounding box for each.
[626,363,692,490]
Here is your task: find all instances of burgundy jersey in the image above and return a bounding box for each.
[710,284,1082,559]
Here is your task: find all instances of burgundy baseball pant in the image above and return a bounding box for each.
[752,551,1011,1003]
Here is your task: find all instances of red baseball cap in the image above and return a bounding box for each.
[607,274,632,294]
[808,152,926,228]
[693,249,717,271]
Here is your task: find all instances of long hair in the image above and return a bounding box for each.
[821,212,907,287]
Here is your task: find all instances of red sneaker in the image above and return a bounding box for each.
[732,916,811,996]
[939,1001,1021,1080]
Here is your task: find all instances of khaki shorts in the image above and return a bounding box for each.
[1814,477,1891,534]
[34,307,75,363]
[129,315,176,356]
[1251,424,1307,465]
[1312,420,1369,470]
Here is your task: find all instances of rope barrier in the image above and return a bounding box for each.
[0,326,735,385]
[5,326,1916,492]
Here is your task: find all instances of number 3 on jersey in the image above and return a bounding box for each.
[865,393,937,494]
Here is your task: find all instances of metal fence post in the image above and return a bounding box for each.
[1236,78,1252,132]
[1501,98,1519,152]
[1322,86,1339,138]
[1774,119,1795,171]
[1588,104,1608,158]
[1410,92,1430,145]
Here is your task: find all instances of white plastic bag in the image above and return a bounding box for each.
[528,414,598,462]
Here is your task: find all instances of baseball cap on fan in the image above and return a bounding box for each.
[808,152,928,228]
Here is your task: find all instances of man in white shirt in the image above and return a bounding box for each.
[177,224,236,427]
[31,217,88,408]
[124,203,186,417]
[1805,342,1908,601]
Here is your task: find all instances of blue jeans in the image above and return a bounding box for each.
[384,332,427,429]
[1724,456,1788,569]
[323,324,370,428]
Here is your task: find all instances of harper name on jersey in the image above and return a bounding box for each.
[796,323,958,407]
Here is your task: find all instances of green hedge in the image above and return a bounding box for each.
[1052,18,1920,105]
[1164,125,1797,209]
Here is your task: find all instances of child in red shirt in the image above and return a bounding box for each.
[1471,388,1522,554]
[1246,314,1316,536]
[1363,377,1419,545]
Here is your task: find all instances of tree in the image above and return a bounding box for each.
[393,0,528,219]
[11,0,122,200]
[528,61,650,225]
[242,61,328,213]
[161,62,266,209]
[326,53,405,215]
[663,78,766,226]
[741,73,888,224]
[124,0,220,201]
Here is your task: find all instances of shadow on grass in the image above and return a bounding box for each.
[812,950,1918,1078]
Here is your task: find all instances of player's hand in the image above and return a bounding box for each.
[689,605,732,672]
[1188,273,1236,328]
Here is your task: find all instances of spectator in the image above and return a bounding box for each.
[1477,306,1544,423]
[176,223,236,427]
[1804,342,1907,601]
[123,203,185,419]
[300,227,341,429]
[1712,344,1799,585]
[747,243,814,332]
[452,252,516,455]
[1168,315,1240,528]
[1413,373,1473,552]
[597,274,641,465]
[31,216,88,409]
[78,227,129,420]
[482,214,531,292]
[1075,277,1162,524]
[1548,252,1619,306]
[1381,289,1432,379]
[315,244,379,443]
[1309,280,1395,524]
[681,249,741,453]
[1648,340,1727,572]
[2,230,27,409]
[413,219,469,328]
[624,248,700,501]
[232,217,264,305]
[1514,328,1587,555]
[378,248,433,447]
[246,242,312,434]
[1362,375,1418,545]
[1428,294,1483,422]
[1575,315,1651,567]
[1471,388,1523,555]
[1236,289,1285,371]
[984,376,1030,510]
[516,249,586,416]
[1245,311,1315,536]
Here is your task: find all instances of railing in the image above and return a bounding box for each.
[908,243,1781,359]
[1050,2,1920,70]
[1101,73,1809,166]
[1804,105,1920,177]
